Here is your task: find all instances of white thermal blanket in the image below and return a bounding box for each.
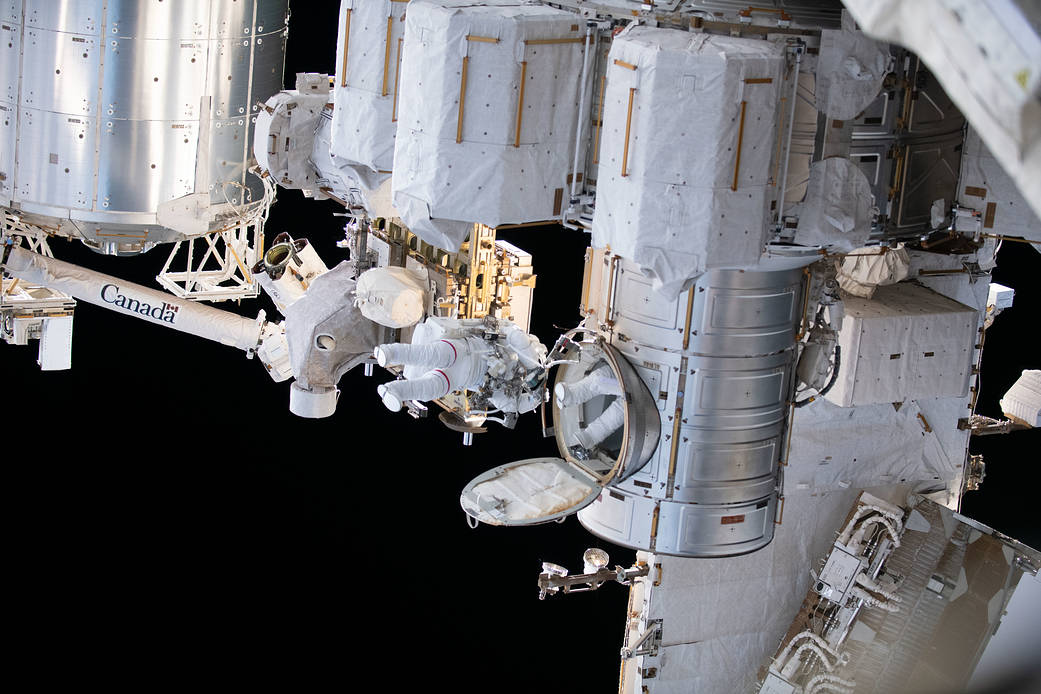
[827,282,977,407]
[788,397,963,492]
[837,246,910,298]
[330,0,410,190]
[591,27,783,297]
[392,0,584,251]
[815,26,890,121]
[285,262,383,391]
[794,157,875,252]
[253,90,328,190]
[355,266,427,328]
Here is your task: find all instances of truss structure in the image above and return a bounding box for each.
[1,210,58,258]
[155,177,275,302]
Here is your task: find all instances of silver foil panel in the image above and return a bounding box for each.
[107,1,211,40]
[21,27,100,116]
[0,103,14,203]
[97,119,198,213]
[1,0,288,245]
[15,107,95,210]
[102,36,210,121]
[0,0,20,24]
[1,22,20,103]
[23,0,103,35]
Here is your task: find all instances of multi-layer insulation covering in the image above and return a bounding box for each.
[330,0,409,190]
[825,283,977,407]
[591,27,784,296]
[392,0,585,251]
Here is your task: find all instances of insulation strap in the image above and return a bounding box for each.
[515,61,527,148]
[525,38,584,45]
[457,56,469,143]
[649,502,660,551]
[682,285,695,352]
[340,9,351,88]
[621,88,636,177]
[732,100,747,191]
[593,74,606,164]
[382,16,393,97]
[392,37,402,121]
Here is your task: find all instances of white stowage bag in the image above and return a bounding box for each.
[794,157,876,252]
[1001,370,1041,427]
[836,246,910,298]
[591,27,784,297]
[354,266,428,328]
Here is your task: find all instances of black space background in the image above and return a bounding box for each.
[5,5,1039,688]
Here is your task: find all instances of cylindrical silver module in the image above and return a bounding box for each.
[571,256,807,557]
[0,0,288,253]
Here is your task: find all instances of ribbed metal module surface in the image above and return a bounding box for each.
[578,255,806,557]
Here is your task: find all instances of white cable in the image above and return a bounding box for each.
[849,514,902,552]
[774,631,842,669]
[855,572,902,602]
[780,641,843,680]
[805,673,857,694]
[850,585,900,613]
[838,504,903,545]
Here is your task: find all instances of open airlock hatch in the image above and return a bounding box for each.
[459,341,660,526]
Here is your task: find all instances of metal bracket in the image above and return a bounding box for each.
[538,561,650,600]
[621,619,662,660]
[405,400,429,419]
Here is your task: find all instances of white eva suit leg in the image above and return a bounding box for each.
[378,371,450,411]
[555,364,623,407]
[573,398,626,449]
[374,340,457,369]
